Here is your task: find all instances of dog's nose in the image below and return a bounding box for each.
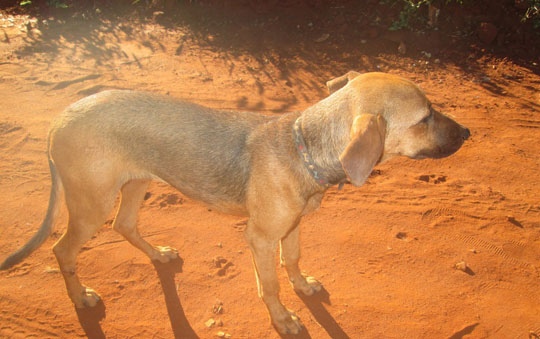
[461,127,470,140]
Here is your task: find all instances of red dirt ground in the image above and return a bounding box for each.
[0,1,539,338]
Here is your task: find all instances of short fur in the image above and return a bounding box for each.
[1,72,469,334]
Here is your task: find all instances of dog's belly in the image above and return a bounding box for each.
[151,173,249,216]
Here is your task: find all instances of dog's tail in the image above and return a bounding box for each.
[0,139,62,270]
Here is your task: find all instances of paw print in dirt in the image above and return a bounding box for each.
[147,193,184,208]
[417,174,447,184]
[212,256,234,276]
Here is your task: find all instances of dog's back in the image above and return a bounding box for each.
[50,90,271,214]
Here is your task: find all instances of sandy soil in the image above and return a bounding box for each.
[0,2,539,338]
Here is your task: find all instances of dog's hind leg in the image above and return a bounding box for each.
[280,224,322,296]
[52,180,118,308]
[113,179,178,263]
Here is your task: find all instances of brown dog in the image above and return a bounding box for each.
[0,72,469,334]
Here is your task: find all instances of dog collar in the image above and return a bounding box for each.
[293,117,331,188]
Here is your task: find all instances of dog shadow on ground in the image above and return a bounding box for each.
[75,258,345,338]
[152,257,199,339]
[292,287,349,339]
[74,256,196,339]
[75,300,107,339]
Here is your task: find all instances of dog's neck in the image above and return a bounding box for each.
[292,116,333,188]
[297,91,352,186]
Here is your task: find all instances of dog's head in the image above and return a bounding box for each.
[328,71,470,186]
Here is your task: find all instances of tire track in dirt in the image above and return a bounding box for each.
[508,320,540,339]
[509,118,540,129]
[472,267,540,339]
[425,209,540,339]
[501,238,540,264]
[457,234,534,269]
[477,280,539,298]
[421,206,487,223]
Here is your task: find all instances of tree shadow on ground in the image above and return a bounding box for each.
[2,1,538,111]
[0,1,404,96]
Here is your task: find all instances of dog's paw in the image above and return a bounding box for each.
[273,310,303,335]
[74,287,101,308]
[292,275,322,296]
[153,246,178,263]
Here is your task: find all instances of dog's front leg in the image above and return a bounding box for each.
[280,224,322,296]
[244,219,303,335]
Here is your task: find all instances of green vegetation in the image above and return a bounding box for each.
[523,0,540,30]
[19,0,68,8]
[380,0,429,31]
[381,0,539,32]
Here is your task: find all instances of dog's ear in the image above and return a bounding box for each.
[326,71,361,94]
[339,114,386,187]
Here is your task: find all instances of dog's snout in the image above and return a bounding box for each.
[461,127,470,140]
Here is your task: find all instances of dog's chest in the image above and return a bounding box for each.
[301,193,324,216]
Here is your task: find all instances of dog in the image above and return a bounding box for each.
[0,72,469,334]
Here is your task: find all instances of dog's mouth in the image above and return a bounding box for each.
[413,141,464,160]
